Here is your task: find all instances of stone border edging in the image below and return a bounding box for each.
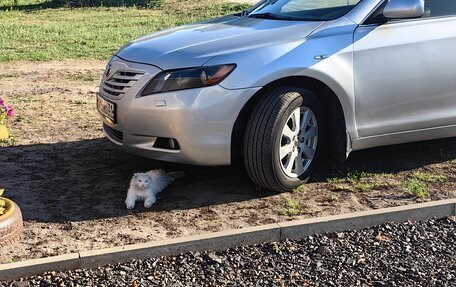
[1,199,455,281]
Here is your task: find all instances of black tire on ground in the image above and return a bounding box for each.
[0,200,23,248]
[244,86,324,191]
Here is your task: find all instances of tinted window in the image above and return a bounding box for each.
[423,0,456,18]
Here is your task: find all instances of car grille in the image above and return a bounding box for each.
[101,71,144,97]
[103,123,123,143]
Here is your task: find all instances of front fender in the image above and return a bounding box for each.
[205,19,359,139]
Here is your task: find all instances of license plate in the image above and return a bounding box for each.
[97,94,116,123]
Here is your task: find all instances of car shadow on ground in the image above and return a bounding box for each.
[0,138,265,223]
[316,136,456,181]
[0,137,455,223]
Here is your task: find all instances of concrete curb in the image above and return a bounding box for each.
[1,199,455,281]
[79,223,281,270]
[0,253,80,281]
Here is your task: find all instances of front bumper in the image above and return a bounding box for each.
[99,57,261,166]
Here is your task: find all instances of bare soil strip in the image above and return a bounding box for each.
[0,61,455,263]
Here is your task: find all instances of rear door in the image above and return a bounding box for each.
[353,0,456,138]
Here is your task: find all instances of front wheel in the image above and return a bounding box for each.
[244,87,324,191]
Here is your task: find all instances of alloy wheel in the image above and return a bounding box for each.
[279,106,318,178]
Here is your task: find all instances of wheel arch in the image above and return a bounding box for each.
[231,76,348,165]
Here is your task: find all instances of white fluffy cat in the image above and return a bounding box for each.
[125,169,176,209]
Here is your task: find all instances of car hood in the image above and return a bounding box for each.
[116,16,323,70]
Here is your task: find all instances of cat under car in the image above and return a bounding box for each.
[125,169,183,209]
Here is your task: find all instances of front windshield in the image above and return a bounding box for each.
[248,0,362,21]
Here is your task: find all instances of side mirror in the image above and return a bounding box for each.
[383,0,424,19]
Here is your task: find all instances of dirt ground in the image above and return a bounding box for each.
[0,61,455,264]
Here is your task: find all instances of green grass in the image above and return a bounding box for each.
[410,171,447,183]
[346,170,391,183]
[403,171,447,198]
[405,178,429,198]
[328,169,449,196]
[327,169,393,193]
[0,0,250,61]
[9,96,37,103]
[354,182,375,193]
[0,72,20,79]
[0,133,16,147]
[283,198,300,216]
[66,72,101,82]
[292,184,307,194]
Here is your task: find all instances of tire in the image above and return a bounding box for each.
[244,86,324,191]
[0,198,23,248]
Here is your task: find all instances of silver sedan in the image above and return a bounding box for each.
[97,0,456,191]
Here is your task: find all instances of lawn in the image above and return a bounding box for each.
[0,0,249,61]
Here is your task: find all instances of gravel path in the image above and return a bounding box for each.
[2,217,455,286]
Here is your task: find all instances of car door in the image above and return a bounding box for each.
[353,0,456,138]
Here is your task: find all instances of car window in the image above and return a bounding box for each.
[423,0,456,18]
[248,0,363,21]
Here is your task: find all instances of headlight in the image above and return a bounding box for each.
[141,64,236,96]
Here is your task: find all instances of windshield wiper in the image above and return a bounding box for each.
[248,12,294,20]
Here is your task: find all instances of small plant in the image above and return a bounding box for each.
[283,198,300,216]
[410,171,447,183]
[346,170,374,184]
[328,170,388,193]
[355,182,376,193]
[405,178,428,198]
[0,98,14,125]
[330,183,352,192]
[271,242,282,254]
[0,189,6,215]
[327,177,346,184]
[404,171,447,198]
[292,185,307,194]
[0,98,15,146]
